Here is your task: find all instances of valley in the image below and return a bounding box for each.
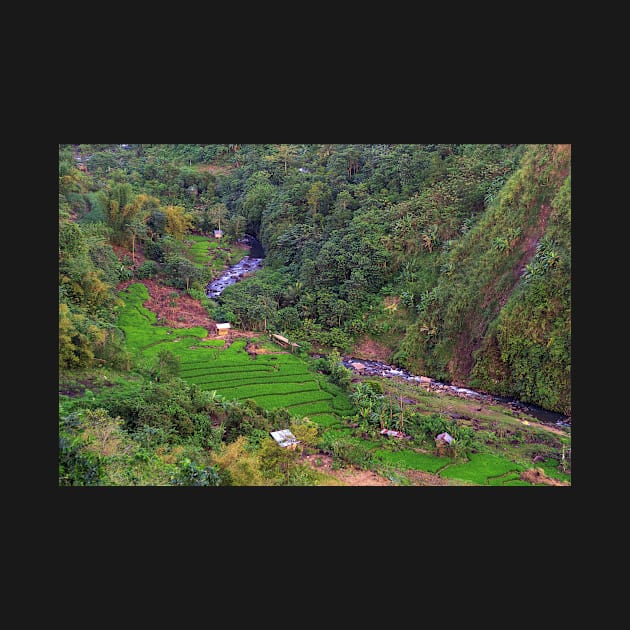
[59,143,571,486]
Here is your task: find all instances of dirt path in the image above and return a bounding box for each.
[301,451,568,487]
[302,453,394,486]
[301,453,462,486]
[514,416,568,437]
[520,468,570,486]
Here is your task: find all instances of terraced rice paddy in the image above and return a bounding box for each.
[179,339,354,423]
[117,283,354,426]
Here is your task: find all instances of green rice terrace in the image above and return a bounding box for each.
[117,282,353,427]
[179,340,353,426]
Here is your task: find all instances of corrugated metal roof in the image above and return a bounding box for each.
[270,429,299,448]
[380,428,410,438]
[216,323,231,330]
[272,333,290,344]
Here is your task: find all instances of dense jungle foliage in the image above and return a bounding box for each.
[58,143,571,486]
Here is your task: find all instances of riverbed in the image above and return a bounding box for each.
[205,235,264,299]
[206,255,264,298]
[342,357,571,429]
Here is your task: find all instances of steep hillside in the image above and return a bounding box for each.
[397,145,571,413]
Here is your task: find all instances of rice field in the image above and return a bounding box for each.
[374,448,447,474]
[116,283,354,426]
[185,235,220,265]
[116,283,211,351]
[178,339,353,422]
[437,452,525,485]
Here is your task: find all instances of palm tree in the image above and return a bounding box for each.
[356,405,373,432]
[421,225,440,253]
[255,295,276,332]
[283,281,303,306]
[395,214,419,254]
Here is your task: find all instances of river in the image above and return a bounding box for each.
[205,235,264,299]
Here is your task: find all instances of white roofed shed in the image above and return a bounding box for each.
[270,429,300,449]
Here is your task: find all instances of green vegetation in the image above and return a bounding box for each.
[374,449,446,473]
[59,144,570,486]
[439,453,524,485]
[116,290,353,426]
[116,282,208,350]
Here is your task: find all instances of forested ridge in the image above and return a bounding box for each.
[58,144,571,486]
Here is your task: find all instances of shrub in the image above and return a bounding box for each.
[169,457,222,486]
[136,260,160,279]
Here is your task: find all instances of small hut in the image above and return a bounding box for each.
[216,322,231,336]
[270,333,300,352]
[435,431,454,456]
[213,229,223,239]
